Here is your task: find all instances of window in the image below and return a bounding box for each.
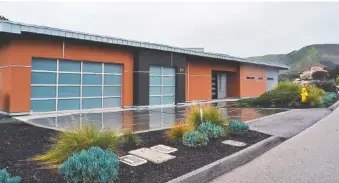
[31,59,122,113]
[246,76,255,79]
[149,66,175,105]
[258,77,264,80]
[267,77,274,80]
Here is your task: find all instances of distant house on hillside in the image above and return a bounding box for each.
[300,66,327,80]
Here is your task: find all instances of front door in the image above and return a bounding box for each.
[217,73,227,99]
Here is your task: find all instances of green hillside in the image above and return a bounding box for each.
[248,44,339,74]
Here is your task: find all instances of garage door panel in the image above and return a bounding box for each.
[30,58,122,113]
[32,58,57,71]
[31,100,56,112]
[104,75,121,85]
[104,64,122,73]
[59,60,80,72]
[59,73,81,84]
[103,86,121,96]
[82,98,102,109]
[149,66,175,105]
[103,97,121,108]
[58,86,80,98]
[31,86,56,98]
[58,99,80,111]
[31,72,57,84]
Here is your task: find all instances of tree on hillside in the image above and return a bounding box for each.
[312,71,328,81]
[328,65,339,79]
[0,15,8,20]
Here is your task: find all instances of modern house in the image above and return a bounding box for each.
[300,66,327,80]
[0,20,289,116]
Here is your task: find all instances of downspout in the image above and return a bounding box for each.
[62,40,65,59]
[187,59,190,101]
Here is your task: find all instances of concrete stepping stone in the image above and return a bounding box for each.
[222,140,247,147]
[150,144,178,154]
[129,148,175,164]
[120,155,147,166]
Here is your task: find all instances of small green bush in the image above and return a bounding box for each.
[197,121,226,139]
[185,105,223,129]
[0,169,21,183]
[324,92,337,106]
[182,131,209,147]
[60,146,119,183]
[305,85,326,106]
[119,130,142,146]
[34,123,119,165]
[167,122,192,142]
[229,120,249,135]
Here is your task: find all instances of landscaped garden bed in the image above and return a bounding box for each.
[0,105,276,183]
[0,123,270,183]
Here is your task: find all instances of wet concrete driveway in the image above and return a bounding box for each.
[25,102,288,132]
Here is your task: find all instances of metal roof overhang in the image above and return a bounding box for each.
[0,20,289,70]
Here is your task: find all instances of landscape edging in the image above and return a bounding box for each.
[329,99,339,111]
[166,136,284,183]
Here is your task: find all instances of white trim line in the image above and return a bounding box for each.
[0,65,31,69]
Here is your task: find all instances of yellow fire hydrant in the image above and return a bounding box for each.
[301,87,308,103]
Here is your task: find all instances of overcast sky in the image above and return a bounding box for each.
[0,2,338,57]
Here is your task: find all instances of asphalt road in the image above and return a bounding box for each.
[210,107,339,183]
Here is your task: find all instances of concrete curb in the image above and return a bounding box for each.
[329,99,339,111]
[166,136,284,183]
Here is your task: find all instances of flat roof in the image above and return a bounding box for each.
[0,20,289,69]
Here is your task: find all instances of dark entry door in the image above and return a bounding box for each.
[212,72,218,99]
[212,71,227,99]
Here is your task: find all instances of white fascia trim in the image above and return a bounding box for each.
[0,110,30,116]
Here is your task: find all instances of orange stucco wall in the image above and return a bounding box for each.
[186,59,238,101]
[0,43,12,112]
[239,64,266,97]
[0,38,134,113]
[186,61,267,100]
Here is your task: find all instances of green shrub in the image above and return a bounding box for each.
[167,122,192,141]
[324,92,337,106]
[119,130,142,146]
[236,82,302,107]
[185,105,223,129]
[197,121,226,139]
[0,169,21,183]
[259,82,302,106]
[229,120,249,135]
[311,80,337,92]
[305,85,326,106]
[34,123,119,165]
[59,147,119,183]
[182,131,209,147]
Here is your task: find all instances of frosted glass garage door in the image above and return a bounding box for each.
[31,58,122,113]
[149,66,175,105]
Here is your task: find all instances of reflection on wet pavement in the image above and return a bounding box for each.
[28,102,288,132]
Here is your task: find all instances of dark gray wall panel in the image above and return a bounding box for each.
[133,49,186,106]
